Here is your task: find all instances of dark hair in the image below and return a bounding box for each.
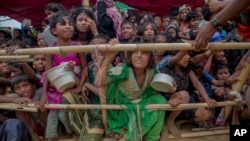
[165,24,179,40]
[214,63,230,76]
[202,6,212,21]
[6,39,25,48]
[70,7,96,42]
[121,20,136,30]
[125,36,155,69]
[8,62,23,70]
[22,38,37,47]
[192,63,204,71]
[139,12,154,24]
[49,11,74,36]
[127,11,139,23]
[44,2,65,13]
[185,11,199,22]
[13,29,22,34]
[137,22,157,36]
[10,73,34,88]
[169,7,179,18]
[91,34,111,44]
[155,32,167,42]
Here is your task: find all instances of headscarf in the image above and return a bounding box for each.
[95,0,122,39]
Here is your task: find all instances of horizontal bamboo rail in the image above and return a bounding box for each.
[41,101,243,110]
[0,103,38,112]
[169,129,229,139]
[0,101,244,112]
[0,55,32,62]
[0,42,249,55]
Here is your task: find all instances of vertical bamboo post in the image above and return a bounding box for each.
[223,57,250,125]
[99,87,108,131]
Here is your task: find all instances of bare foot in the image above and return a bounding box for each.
[160,124,169,141]
[166,120,181,137]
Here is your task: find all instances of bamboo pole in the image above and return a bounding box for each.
[0,43,250,55]
[41,101,244,110]
[0,55,30,60]
[169,129,229,139]
[222,56,250,125]
[0,103,38,112]
[0,55,32,62]
[192,126,228,132]
[99,87,108,132]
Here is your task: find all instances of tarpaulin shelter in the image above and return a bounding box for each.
[0,0,204,28]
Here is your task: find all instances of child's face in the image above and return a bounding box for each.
[51,16,74,40]
[76,12,91,33]
[33,55,46,73]
[193,68,203,79]
[13,30,21,39]
[168,28,177,39]
[189,18,199,29]
[140,15,148,24]
[214,51,227,63]
[180,9,189,21]
[195,7,203,17]
[154,16,162,28]
[177,53,190,68]
[121,23,135,40]
[0,61,10,75]
[45,10,56,19]
[14,81,35,98]
[131,51,150,69]
[37,33,46,47]
[216,68,230,80]
[128,16,137,23]
[162,17,170,28]
[154,35,166,56]
[143,24,155,42]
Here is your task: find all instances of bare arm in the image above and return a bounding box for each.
[170,50,188,65]
[189,70,217,106]
[84,82,99,96]
[214,0,250,25]
[75,53,88,92]
[21,63,40,83]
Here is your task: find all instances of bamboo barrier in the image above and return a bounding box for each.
[38,101,245,110]
[0,103,38,112]
[0,101,242,111]
[0,42,250,55]
[0,55,32,62]
[169,129,229,139]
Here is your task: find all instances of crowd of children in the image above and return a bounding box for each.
[0,0,250,141]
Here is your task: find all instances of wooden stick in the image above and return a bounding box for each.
[192,126,228,132]
[99,87,108,132]
[42,101,245,110]
[0,55,30,60]
[0,103,38,112]
[0,43,249,55]
[169,129,229,139]
[232,57,250,92]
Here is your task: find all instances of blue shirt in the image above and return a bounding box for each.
[199,71,214,98]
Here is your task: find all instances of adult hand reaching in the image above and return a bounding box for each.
[192,22,217,50]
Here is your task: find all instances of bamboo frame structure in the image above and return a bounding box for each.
[37,101,244,110]
[0,42,250,55]
[0,55,32,62]
[169,129,229,139]
[0,103,38,112]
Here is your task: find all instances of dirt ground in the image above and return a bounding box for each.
[169,123,229,141]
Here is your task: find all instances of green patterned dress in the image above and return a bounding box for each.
[106,64,166,141]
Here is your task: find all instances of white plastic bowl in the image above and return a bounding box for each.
[150,73,174,92]
[46,63,76,92]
